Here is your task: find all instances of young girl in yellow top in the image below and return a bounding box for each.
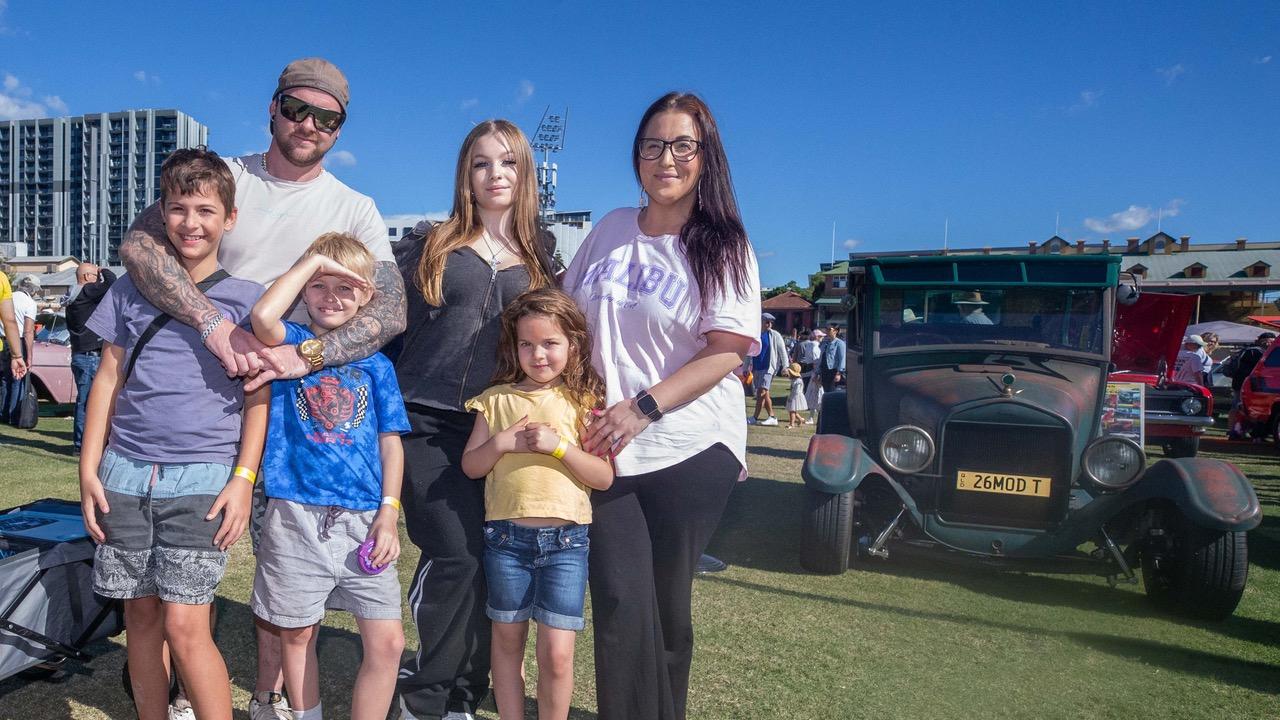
[461,287,613,720]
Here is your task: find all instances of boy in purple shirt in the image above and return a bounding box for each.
[79,148,268,720]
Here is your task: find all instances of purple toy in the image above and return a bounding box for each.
[357,538,385,575]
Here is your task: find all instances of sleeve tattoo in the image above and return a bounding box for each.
[119,202,222,329]
[322,260,407,366]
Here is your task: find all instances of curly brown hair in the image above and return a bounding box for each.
[493,288,605,413]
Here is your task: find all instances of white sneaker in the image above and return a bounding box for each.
[443,713,476,720]
[805,418,814,425]
[168,703,196,720]
[249,692,292,720]
[759,416,779,426]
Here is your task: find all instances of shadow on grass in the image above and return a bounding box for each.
[706,476,804,574]
[701,573,1280,695]
[745,445,807,462]
[0,430,77,457]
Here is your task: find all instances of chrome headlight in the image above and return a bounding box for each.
[879,425,935,474]
[1180,397,1204,415]
[1082,436,1145,491]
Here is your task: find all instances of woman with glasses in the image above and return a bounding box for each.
[393,120,557,720]
[562,92,761,720]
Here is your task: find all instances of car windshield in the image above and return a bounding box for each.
[876,287,1106,354]
[35,313,69,345]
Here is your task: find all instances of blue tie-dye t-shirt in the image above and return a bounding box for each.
[261,321,410,510]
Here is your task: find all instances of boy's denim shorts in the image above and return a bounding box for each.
[252,498,402,628]
[91,448,231,605]
[482,520,589,631]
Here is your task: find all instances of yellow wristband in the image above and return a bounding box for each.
[381,496,402,512]
[551,437,570,460]
[233,466,257,485]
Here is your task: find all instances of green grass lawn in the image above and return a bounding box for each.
[1,392,1278,718]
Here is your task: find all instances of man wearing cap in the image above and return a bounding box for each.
[119,57,405,720]
[745,313,788,425]
[1173,335,1211,386]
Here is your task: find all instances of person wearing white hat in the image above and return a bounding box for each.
[1173,334,1211,386]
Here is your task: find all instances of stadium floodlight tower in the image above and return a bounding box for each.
[531,106,567,219]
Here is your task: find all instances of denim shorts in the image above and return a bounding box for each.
[482,520,589,631]
[91,448,231,605]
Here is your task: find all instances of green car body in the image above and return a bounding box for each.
[799,253,1260,620]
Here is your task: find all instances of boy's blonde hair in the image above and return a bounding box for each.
[301,232,376,287]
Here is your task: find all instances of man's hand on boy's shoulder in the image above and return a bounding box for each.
[205,320,285,383]
[244,343,311,392]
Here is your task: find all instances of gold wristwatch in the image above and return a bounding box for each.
[298,338,324,372]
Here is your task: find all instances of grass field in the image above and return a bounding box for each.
[0,390,1278,719]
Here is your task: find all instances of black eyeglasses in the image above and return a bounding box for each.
[276,94,346,134]
[637,137,702,162]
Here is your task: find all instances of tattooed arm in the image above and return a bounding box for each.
[245,260,406,391]
[120,202,279,378]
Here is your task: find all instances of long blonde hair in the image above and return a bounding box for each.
[417,120,550,305]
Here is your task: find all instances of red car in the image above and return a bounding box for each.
[1237,343,1280,438]
[28,312,75,405]
[1110,292,1214,457]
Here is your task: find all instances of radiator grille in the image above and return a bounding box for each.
[937,419,1072,529]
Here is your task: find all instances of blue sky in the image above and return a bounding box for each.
[2,1,1277,287]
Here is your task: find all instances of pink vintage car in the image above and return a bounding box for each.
[28,312,75,405]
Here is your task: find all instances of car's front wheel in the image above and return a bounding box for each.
[1141,512,1248,621]
[800,488,854,574]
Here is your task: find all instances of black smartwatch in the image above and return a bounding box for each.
[635,389,663,422]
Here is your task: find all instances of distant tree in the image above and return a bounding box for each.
[762,280,813,301]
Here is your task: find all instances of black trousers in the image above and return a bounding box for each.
[820,367,841,392]
[588,443,739,720]
[397,406,490,719]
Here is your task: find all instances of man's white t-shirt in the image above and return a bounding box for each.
[1173,347,1210,385]
[220,154,393,322]
[11,291,36,339]
[563,208,761,477]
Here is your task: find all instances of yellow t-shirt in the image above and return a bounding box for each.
[465,383,592,524]
[0,274,11,352]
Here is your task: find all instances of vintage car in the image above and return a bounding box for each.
[28,312,75,405]
[1110,292,1214,457]
[800,254,1260,620]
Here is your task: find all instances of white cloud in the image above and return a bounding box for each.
[842,238,862,250]
[1070,89,1102,112]
[1157,63,1186,85]
[0,0,12,35]
[1083,199,1184,234]
[758,250,776,259]
[1257,55,1273,65]
[0,73,67,120]
[459,98,479,110]
[323,150,357,168]
[133,70,161,84]
[517,80,535,103]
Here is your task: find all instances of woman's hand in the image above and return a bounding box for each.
[582,399,652,457]
[367,508,401,568]
[79,473,109,544]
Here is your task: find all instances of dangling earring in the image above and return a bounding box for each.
[638,187,648,208]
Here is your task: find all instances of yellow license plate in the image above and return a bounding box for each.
[956,470,1052,498]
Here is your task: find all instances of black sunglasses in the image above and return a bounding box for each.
[276,94,346,133]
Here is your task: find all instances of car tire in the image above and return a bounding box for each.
[816,390,850,437]
[1163,437,1199,458]
[800,488,854,574]
[1141,513,1248,621]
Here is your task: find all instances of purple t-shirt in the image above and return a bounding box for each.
[86,273,265,464]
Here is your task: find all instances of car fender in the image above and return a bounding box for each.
[802,434,886,496]
[1127,458,1261,532]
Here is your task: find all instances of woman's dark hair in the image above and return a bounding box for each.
[632,92,751,308]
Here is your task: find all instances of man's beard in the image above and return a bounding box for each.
[276,131,328,168]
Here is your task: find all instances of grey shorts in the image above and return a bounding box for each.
[251,498,402,628]
[91,449,230,605]
[753,371,775,393]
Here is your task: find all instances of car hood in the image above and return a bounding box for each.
[876,356,1103,437]
[1113,292,1196,377]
